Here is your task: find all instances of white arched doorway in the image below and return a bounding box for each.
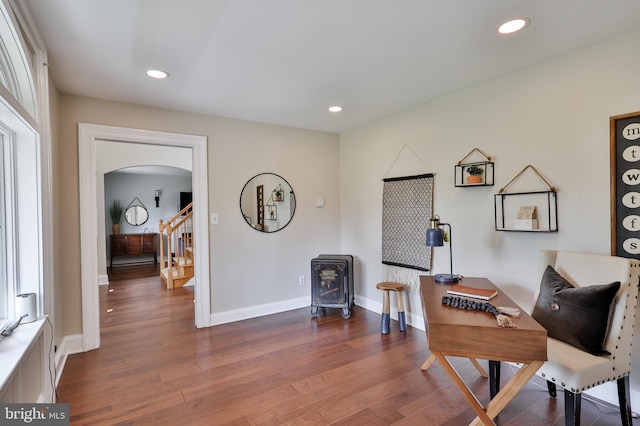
[78,123,210,351]
[96,143,193,282]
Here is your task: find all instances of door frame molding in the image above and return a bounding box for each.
[78,123,210,351]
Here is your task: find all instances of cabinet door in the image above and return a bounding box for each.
[142,234,156,254]
[311,260,348,305]
[111,235,128,256]
[126,235,142,255]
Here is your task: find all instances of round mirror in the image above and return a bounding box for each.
[240,173,295,232]
[125,205,149,226]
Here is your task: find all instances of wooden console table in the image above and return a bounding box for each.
[110,233,158,267]
[420,276,547,425]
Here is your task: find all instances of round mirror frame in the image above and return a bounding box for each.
[124,205,149,226]
[240,173,295,233]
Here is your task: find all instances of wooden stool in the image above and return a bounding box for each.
[376,282,407,334]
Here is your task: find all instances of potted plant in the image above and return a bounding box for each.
[465,165,484,184]
[273,184,284,201]
[109,199,123,234]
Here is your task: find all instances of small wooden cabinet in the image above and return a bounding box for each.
[110,233,158,267]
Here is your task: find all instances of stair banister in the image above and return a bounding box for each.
[159,202,194,289]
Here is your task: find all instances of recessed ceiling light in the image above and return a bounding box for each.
[146,69,169,79]
[498,18,530,34]
[329,106,343,112]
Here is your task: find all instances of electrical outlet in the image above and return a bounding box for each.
[299,275,305,286]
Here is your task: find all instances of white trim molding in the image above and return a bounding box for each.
[53,333,82,387]
[78,123,211,352]
[354,294,425,331]
[211,297,309,326]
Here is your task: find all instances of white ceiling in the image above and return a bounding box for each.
[23,1,640,133]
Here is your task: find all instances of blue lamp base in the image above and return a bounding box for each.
[434,273,460,283]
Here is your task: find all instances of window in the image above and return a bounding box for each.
[0,2,43,330]
[0,104,40,330]
[0,140,8,328]
[0,2,38,121]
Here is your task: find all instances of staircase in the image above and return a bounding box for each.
[159,203,194,288]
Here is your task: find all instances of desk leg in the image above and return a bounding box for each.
[431,351,494,426]
[489,361,500,399]
[470,358,489,378]
[469,360,544,426]
[421,354,437,371]
[422,355,488,378]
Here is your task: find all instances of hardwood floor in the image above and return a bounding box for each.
[107,263,160,282]
[57,273,635,425]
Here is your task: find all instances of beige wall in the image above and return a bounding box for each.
[339,29,640,401]
[57,95,341,335]
[51,26,640,407]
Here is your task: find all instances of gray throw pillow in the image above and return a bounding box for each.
[532,265,620,356]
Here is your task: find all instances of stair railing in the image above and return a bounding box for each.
[159,203,193,288]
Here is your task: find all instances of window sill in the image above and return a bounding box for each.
[0,318,46,392]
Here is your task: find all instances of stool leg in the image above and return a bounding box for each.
[396,291,406,332]
[381,290,390,334]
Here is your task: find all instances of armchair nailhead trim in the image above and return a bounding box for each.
[544,373,630,394]
[536,261,640,404]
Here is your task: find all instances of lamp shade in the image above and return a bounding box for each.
[425,217,460,283]
[426,228,444,247]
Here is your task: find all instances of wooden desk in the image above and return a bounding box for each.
[420,276,547,425]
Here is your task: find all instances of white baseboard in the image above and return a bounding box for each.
[210,296,308,325]
[584,382,639,415]
[54,334,82,386]
[355,295,425,331]
[209,295,425,329]
[98,274,109,286]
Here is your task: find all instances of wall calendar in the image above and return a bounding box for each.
[611,111,640,259]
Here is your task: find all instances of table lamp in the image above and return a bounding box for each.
[426,216,460,283]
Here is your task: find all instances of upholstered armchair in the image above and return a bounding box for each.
[529,250,639,426]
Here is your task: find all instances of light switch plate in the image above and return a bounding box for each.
[211,213,219,225]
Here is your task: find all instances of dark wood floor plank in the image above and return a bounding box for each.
[56,264,635,425]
